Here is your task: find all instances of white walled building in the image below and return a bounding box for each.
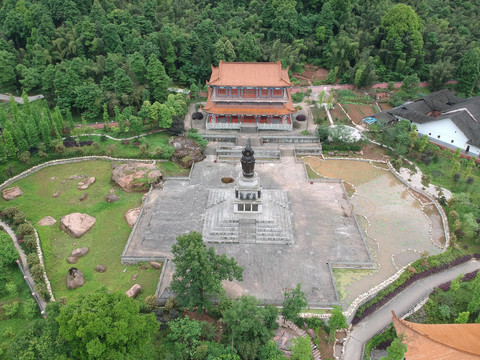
[374,90,480,155]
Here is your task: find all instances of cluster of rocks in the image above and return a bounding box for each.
[77,177,96,190]
[111,162,163,192]
[2,186,23,201]
[67,247,89,264]
[169,136,205,168]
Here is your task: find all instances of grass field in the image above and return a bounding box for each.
[0,160,162,304]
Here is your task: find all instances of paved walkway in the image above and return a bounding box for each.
[342,259,480,360]
[0,93,44,104]
[0,220,47,312]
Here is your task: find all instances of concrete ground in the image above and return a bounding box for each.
[124,155,372,307]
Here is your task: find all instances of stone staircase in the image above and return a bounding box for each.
[206,189,229,208]
[279,316,323,360]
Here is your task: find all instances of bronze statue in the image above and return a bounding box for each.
[241,139,255,178]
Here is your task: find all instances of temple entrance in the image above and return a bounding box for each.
[243,116,256,123]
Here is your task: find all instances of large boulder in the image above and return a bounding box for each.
[126,284,142,298]
[111,162,163,192]
[66,267,85,290]
[124,207,141,227]
[3,187,24,201]
[77,177,95,190]
[60,213,96,238]
[169,136,205,168]
[95,264,107,273]
[38,216,57,226]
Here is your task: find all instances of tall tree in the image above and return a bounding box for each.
[170,231,243,312]
[146,55,169,102]
[457,48,480,96]
[272,0,298,42]
[281,283,307,324]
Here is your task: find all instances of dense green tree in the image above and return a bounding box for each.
[380,4,424,75]
[457,48,480,96]
[0,50,17,90]
[146,55,169,102]
[129,52,146,83]
[114,68,133,96]
[166,316,203,359]
[170,231,243,312]
[3,129,18,157]
[328,305,347,342]
[223,295,278,360]
[56,290,159,360]
[238,33,261,62]
[281,283,307,324]
[75,82,102,118]
[272,0,298,42]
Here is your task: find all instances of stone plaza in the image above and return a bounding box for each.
[123,147,373,307]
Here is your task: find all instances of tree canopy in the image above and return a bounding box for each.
[170,231,243,312]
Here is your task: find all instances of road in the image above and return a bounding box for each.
[342,259,480,360]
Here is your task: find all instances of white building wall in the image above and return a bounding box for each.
[413,118,480,155]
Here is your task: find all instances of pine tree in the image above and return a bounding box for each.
[39,118,51,144]
[3,129,17,157]
[146,55,169,102]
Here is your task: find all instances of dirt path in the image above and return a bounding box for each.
[0,93,44,103]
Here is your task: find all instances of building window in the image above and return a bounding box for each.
[252,204,258,211]
[271,116,281,124]
[273,89,282,96]
[245,204,251,211]
[231,89,238,96]
[218,88,227,96]
[261,89,269,96]
[232,116,238,123]
[238,204,244,211]
[244,89,256,98]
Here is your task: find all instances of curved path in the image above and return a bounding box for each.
[0,220,47,313]
[342,259,480,360]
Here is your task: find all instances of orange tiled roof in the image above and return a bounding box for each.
[392,311,480,359]
[207,61,292,87]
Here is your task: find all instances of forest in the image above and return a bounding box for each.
[0,0,480,120]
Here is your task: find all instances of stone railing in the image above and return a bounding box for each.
[261,135,319,144]
[201,134,237,143]
[216,148,281,161]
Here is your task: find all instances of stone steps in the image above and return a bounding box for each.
[206,189,228,208]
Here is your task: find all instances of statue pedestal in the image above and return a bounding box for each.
[234,172,262,213]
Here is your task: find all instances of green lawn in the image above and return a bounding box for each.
[0,160,162,303]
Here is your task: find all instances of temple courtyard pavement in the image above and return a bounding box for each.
[123,150,444,308]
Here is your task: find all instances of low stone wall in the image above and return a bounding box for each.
[261,135,319,144]
[33,228,55,302]
[294,148,323,157]
[16,260,46,316]
[202,134,237,143]
[0,156,157,191]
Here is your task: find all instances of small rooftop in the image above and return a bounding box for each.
[392,311,480,359]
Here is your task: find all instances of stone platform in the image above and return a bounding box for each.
[122,155,373,307]
[204,189,293,244]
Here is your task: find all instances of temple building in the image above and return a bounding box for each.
[204,61,295,131]
[392,311,480,359]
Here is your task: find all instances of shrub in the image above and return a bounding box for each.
[5,281,17,296]
[12,211,26,225]
[34,282,48,299]
[30,264,44,282]
[291,92,306,103]
[23,298,38,320]
[27,253,40,267]
[23,234,36,251]
[3,207,20,220]
[187,131,208,148]
[144,295,157,311]
[322,144,362,152]
[54,143,65,153]
[3,301,19,318]
[18,151,30,164]
[17,223,34,237]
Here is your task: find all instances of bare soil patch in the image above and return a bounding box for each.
[330,106,349,122]
[293,64,329,83]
